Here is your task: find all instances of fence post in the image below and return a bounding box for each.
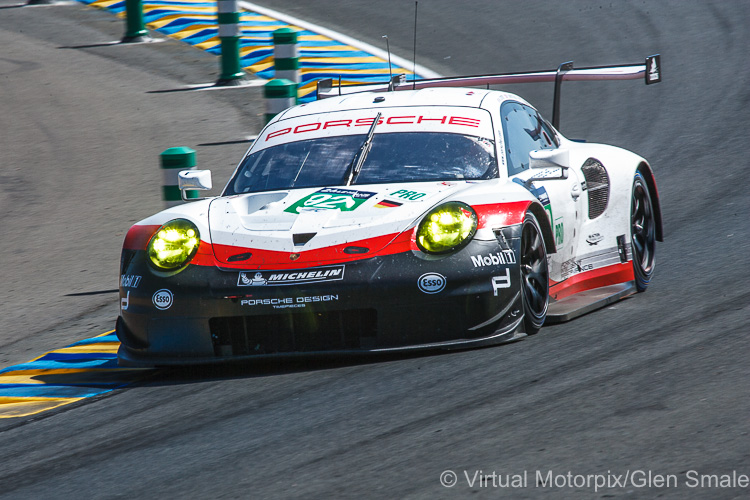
[273,28,299,102]
[161,147,197,207]
[122,0,149,43]
[216,0,245,85]
[264,79,296,124]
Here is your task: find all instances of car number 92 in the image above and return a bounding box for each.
[418,273,446,294]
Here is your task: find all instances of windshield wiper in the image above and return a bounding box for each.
[343,112,381,186]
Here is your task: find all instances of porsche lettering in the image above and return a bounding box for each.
[265,115,481,141]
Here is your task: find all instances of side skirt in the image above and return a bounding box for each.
[546,281,636,323]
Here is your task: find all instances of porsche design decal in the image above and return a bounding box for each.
[238,265,345,286]
[285,188,376,214]
[240,295,339,309]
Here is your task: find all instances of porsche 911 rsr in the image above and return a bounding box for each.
[116,57,663,366]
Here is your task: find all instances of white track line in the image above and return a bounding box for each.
[238,1,443,79]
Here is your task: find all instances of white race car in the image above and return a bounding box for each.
[116,56,663,366]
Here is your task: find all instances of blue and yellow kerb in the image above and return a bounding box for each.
[0,332,148,418]
[78,0,425,100]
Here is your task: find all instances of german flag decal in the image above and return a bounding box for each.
[374,200,403,209]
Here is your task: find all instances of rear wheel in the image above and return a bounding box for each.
[631,171,656,292]
[521,211,549,334]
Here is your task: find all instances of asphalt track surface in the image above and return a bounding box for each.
[0,1,748,498]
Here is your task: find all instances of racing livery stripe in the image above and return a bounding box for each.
[204,231,413,268]
[473,201,531,229]
[124,202,532,268]
[123,224,161,250]
[550,262,635,301]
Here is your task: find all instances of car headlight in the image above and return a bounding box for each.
[416,202,478,254]
[147,219,201,270]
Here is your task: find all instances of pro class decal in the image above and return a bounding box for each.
[389,189,427,201]
[418,273,446,294]
[152,289,174,310]
[238,265,345,286]
[285,188,376,214]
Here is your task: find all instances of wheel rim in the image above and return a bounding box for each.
[631,178,656,274]
[521,219,548,318]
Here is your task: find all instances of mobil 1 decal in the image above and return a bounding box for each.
[285,187,375,214]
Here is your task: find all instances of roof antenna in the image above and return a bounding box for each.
[382,35,393,89]
[413,1,418,89]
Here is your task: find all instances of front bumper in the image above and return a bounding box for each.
[117,235,525,366]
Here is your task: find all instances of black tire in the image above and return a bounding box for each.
[521,211,549,334]
[631,171,657,292]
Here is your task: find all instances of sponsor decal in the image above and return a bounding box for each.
[586,233,604,245]
[374,199,403,209]
[554,217,564,246]
[265,115,482,141]
[240,295,339,309]
[418,273,446,294]
[389,189,427,201]
[285,187,375,214]
[648,57,660,83]
[491,269,512,296]
[120,291,129,312]
[513,179,554,223]
[152,289,173,310]
[120,274,142,288]
[238,265,345,287]
[471,250,516,267]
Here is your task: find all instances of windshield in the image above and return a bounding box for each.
[224,132,497,195]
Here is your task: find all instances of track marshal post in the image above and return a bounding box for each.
[273,28,300,102]
[122,0,149,43]
[161,147,198,207]
[216,0,246,85]
[264,79,296,124]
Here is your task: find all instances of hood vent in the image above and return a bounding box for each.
[293,233,317,246]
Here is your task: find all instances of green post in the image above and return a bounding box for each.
[161,147,198,207]
[273,28,299,102]
[264,79,297,124]
[216,0,246,85]
[122,0,149,43]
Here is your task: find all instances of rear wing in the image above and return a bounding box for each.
[317,55,661,130]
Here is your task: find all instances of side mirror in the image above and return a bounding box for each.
[530,149,569,169]
[178,169,212,201]
[528,149,569,181]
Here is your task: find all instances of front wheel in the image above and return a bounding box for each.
[631,171,657,292]
[521,211,549,335]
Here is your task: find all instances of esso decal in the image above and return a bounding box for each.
[418,273,446,294]
[152,289,174,310]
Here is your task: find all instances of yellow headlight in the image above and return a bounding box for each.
[147,219,201,270]
[416,202,478,254]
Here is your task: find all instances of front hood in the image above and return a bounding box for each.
[208,182,470,265]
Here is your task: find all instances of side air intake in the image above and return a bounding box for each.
[581,158,610,219]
